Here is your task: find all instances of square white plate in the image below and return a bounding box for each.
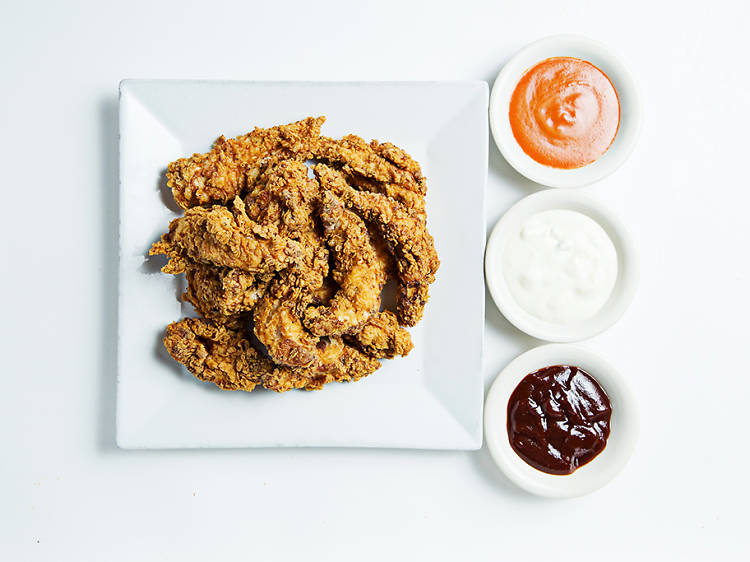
[117,80,487,449]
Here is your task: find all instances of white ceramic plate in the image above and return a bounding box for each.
[490,34,642,188]
[485,189,639,342]
[117,80,487,449]
[485,344,639,498]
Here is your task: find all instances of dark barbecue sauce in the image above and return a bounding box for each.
[507,365,612,475]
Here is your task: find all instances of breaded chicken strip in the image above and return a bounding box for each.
[244,160,330,292]
[261,336,381,392]
[369,140,425,181]
[149,197,303,274]
[346,171,426,223]
[254,276,381,386]
[245,160,320,237]
[313,135,426,195]
[345,311,413,359]
[167,116,325,209]
[163,318,272,392]
[248,168,331,364]
[395,284,432,327]
[183,263,272,324]
[314,164,439,325]
[303,192,388,336]
[165,317,379,393]
[253,281,319,368]
[156,120,437,394]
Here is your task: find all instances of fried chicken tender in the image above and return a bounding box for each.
[368,225,397,277]
[163,318,272,392]
[254,274,381,385]
[167,116,325,209]
[253,281,319,368]
[346,172,427,223]
[183,263,272,324]
[250,186,332,367]
[303,192,388,336]
[155,118,438,394]
[314,164,440,325]
[244,160,331,291]
[396,284,432,327]
[314,135,426,195]
[345,311,413,359]
[245,160,320,237]
[164,317,378,393]
[261,336,381,392]
[369,140,425,181]
[149,197,303,274]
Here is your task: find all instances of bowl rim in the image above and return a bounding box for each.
[484,344,640,498]
[485,189,639,342]
[489,34,643,188]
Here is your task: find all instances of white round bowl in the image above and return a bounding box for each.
[485,344,639,498]
[485,189,639,342]
[489,34,642,187]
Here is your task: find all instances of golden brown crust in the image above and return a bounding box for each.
[253,280,319,368]
[303,192,388,336]
[314,164,439,326]
[253,271,382,386]
[346,311,413,359]
[260,337,381,393]
[163,318,271,392]
[163,317,379,394]
[154,118,437,393]
[396,284,431,327]
[369,140,425,187]
[183,264,272,324]
[245,159,320,237]
[149,197,303,274]
[313,135,426,195]
[346,171,427,223]
[167,116,325,209]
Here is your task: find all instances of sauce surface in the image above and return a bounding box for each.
[509,57,620,169]
[501,209,618,325]
[507,365,611,475]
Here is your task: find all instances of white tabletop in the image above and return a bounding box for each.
[2,1,748,559]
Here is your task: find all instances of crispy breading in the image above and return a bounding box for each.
[314,135,426,195]
[369,140,425,185]
[149,197,303,274]
[183,263,272,323]
[253,280,319,368]
[303,192,388,336]
[155,118,438,393]
[245,160,320,237]
[253,274,381,384]
[244,160,330,291]
[368,225,397,278]
[163,318,271,392]
[167,116,325,209]
[164,317,378,393]
[396,284,431,327]
[314,164,439,325]
[346,171,426,222]
[346,311,413,359]
[260,336,381,392]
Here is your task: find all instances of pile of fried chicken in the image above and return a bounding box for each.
[150,116,439,393]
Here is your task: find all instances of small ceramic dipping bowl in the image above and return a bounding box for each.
[485,344,639,498]
[490,34,642,187]
[485,189,639,342]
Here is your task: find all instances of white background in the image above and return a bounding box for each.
[2,0,748,559]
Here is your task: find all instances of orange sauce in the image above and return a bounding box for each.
[509,57,620,169]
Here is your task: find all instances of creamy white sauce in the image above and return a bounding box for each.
[502,209,618,325]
